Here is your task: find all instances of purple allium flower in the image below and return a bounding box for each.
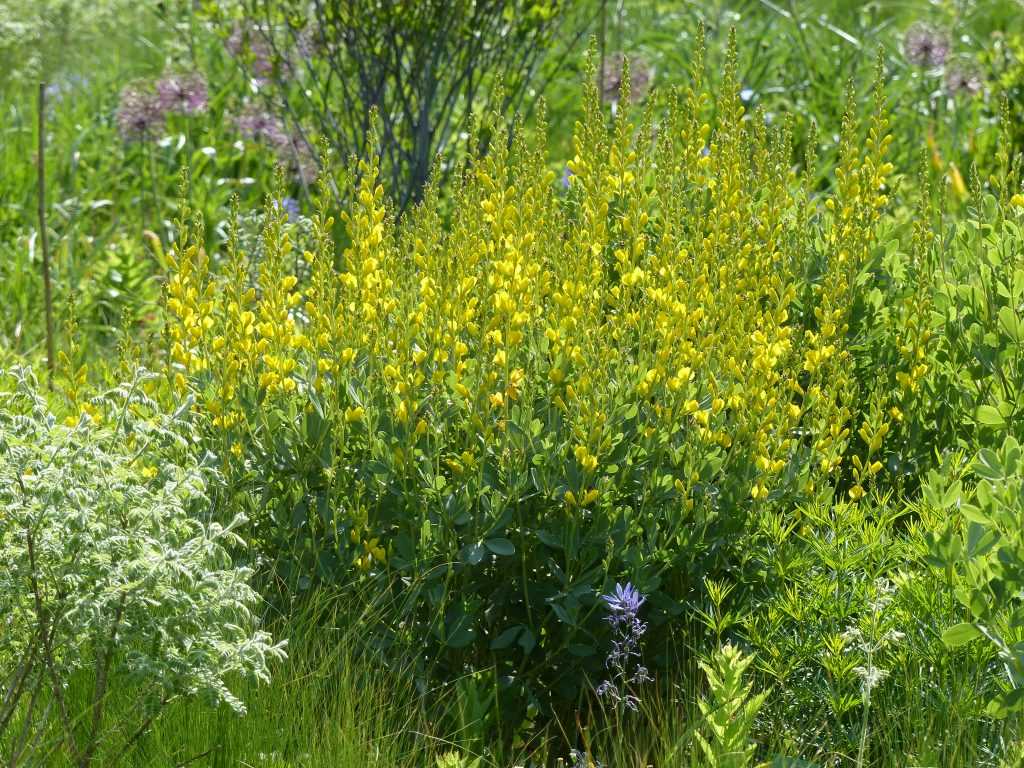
[156,72,209,116]
[596,582,651,712]
[236,105,288,147]
[945,64,983,97]
[601,53,652,104]
[903,22,950,68]
[284,137,319,186]
[116,84,165,142]
[226,21,275,78]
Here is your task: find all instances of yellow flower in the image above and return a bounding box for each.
[345,406,365,423]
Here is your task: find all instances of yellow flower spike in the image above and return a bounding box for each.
[1011,193,1024,208]
[582,489,600,506]
[489,392,505,409]
[345,406,365,423]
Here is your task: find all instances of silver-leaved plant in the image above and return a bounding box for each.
[0,367,286,767]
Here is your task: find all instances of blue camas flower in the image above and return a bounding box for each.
[595,582,651,712]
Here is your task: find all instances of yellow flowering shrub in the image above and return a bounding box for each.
[163,37,904,704]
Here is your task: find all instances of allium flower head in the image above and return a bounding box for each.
[236,106,288,148]
[945,64,983,97]
[601,53,652,104]
[903,22,950,68]
[156,72,209,116]
[116,84,164,142]
[227,21,275,78]
[286,138,319,185]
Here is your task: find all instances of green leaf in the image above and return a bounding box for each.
[460,543,485,566]
[444,610,476,649]
[484,537,515,556]
[490,625,522,650]
[942,623,982,648]
[518,628,536,654]
[998,306,1023,342]
[977,405,1006,428]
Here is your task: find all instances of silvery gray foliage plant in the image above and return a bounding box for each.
[0,367,286,767]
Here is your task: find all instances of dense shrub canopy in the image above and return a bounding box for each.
[0,368,285,766]
[160,38,946,711]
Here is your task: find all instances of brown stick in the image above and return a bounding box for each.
[38,82,56,388]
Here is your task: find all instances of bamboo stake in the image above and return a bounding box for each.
[38,82,56,388]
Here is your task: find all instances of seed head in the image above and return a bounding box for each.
[903,23,950,68]
[945,64,983,96]
[116,84,164,142]
[156,72,209,116]
[601,53,652,104]
[236,106,288,147]
[226,21,275,78]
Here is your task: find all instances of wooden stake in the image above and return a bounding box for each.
[38,82,56,388]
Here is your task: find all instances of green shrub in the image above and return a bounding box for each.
[0,367,285,767]
[161,35,909,718]
[933,436,1024,717]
